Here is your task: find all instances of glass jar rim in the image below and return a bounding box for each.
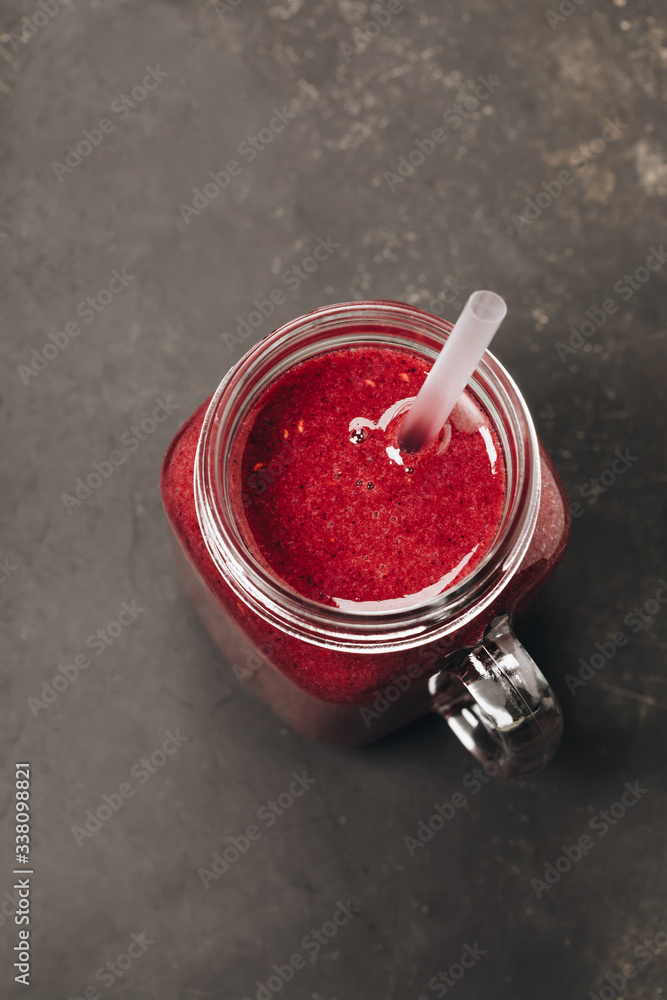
[194,300,540,652]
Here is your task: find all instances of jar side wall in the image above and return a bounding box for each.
[510,444,572,599]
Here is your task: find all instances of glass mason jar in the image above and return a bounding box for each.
[161,301,570,777]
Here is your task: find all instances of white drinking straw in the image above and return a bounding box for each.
[398,290,508,453]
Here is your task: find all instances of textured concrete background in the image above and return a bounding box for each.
[1,0,666,997]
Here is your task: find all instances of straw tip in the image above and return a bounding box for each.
[469,290,507,324]
[398,421,430,454]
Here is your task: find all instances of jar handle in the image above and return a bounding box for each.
[429,615,563,778]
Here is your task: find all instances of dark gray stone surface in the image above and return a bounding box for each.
[1,0,666,997]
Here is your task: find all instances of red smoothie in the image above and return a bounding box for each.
[160,303,570,747]
[229,347,505,609]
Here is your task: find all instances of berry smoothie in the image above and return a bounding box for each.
[229,347,505,609]
[161,303,570,746]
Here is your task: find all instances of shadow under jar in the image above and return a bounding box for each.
[160,302,570,778]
